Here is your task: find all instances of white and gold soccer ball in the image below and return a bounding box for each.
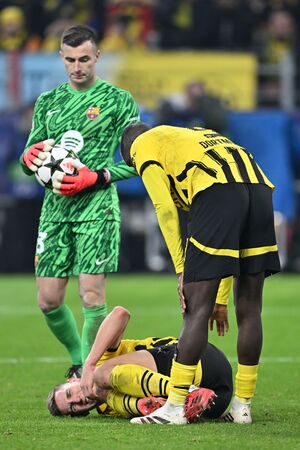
[35,144,79,189]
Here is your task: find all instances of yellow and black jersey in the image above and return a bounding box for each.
[130,126,274,273]
[96,336,178,366]
[131,125,273,206]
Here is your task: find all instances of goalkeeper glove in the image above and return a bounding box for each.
[52,159,111,196]
[22,139,55,172]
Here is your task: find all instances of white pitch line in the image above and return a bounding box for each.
[1,306,300,316]
[228,356,300,363]
[0,356,70,364]
[0,356,299,364]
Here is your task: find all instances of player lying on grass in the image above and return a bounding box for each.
[47,305,233,422]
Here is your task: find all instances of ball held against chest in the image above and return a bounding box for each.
[35,144,79,189]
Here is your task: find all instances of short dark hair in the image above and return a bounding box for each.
[47,384,91,417]
[47,384,64,416]
[120,122,151,166]
[61,25,97,48]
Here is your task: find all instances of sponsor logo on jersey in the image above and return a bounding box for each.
[46,109,61,116]
[60,130,84,154]
[86,106,100,120]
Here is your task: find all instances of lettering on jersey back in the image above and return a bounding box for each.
[199,138,233,149]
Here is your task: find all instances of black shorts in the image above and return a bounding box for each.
[184,183,281,283]
[147,344,177,376]
[147,343,233,418]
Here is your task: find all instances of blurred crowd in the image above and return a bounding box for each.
[0,0,299,64]
[1,1,300,271]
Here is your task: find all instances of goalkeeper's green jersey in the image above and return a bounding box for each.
[20,78,139,222]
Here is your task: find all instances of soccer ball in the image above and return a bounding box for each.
[35,145,79,189]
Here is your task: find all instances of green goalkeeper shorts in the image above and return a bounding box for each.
[35,219,120,277]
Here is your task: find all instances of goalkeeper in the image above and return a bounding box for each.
[19,25,139,379]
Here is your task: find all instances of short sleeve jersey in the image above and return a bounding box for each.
[21,79,139,222]
[96,336,178,366]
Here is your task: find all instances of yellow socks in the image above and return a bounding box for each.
[109,361,201,409]
[109,364,170,397]
[235,363,259,401]
[168,360,198,406]
[106,391,140,417]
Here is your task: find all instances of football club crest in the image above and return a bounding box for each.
[86,106,100,120]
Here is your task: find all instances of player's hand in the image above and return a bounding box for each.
[177,272,186,314]
[80,364,96,399]
[209,304,229,336]
[52,159,111,196]
[22,139,55,172]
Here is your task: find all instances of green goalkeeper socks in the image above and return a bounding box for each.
[43,304,82,365]
[81,303,108,363]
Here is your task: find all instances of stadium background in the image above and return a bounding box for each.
[1,0,300,274]
[1,2,300,450]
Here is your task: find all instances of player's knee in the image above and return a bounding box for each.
[80,287,105,308]
[94,365,111,389]
[185,301,214,324]
[38,293,63,312]
[235,298,262,323]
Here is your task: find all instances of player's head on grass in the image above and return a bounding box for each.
[60,25,100,91]
[47,381,96,417]
[121,122,151,166]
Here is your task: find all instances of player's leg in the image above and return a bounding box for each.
[79,273,108,363]
[168,279,221,396]
[131,282,220,425]
[94,350,169,397]
[75,219,120,362]
[168,185,245,415]
[97,346,219,421]
[222,273,264,424]
[36,222,82,373]
[105,391,166,417]
[131,184,247,425]
[226,184,280,424]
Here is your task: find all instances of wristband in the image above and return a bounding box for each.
[95,168,111,188]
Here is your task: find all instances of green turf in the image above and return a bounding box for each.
[0,273,300,450]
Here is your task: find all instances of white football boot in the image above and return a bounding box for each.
[130,401,187,425]
[222,396,252,424]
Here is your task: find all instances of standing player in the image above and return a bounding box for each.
[19,25,139,378]
[120,123,281,425]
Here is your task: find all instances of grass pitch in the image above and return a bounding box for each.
[0,273,299,450]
